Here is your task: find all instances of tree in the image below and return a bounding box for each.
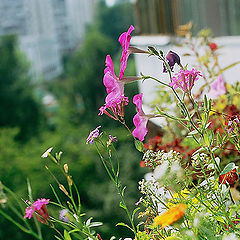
[0,35,43,141]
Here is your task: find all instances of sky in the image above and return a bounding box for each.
[105,0,115,6]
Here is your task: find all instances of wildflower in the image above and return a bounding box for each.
[163,51,181,73]
[208,75,226,99]
[107,135,118,147]
[225,115,240,133]
[132,93,154,142]
[41,147,53,158]
[24,198,50,224]
[59,209,70,223]
[153,203,187,228]
[209,42,218,51]
[219,168,238,186]
[99,95,129,120]
[118,25,134,79]
[169,68,202,92]
[86,126,101,144]
[103,55,124,103]
[109,135,117,142]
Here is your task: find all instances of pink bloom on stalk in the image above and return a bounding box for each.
[24,198,50,223]
[208,75,226,99]
[118,25,135,79]
[33,198,50,211]
[170,68,202,92]
[103,55,124,102]
[132,93,149,142]
[99,95,129,120]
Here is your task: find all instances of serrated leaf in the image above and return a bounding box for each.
[134,140,144,152]
[220,163,236,175]
[64,230,72,240]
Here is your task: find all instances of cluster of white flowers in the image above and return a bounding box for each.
[191,152,210,168]
[143,149,182,170]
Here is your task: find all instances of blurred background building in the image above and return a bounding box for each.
[135,0,240,36]
[0,0,95,80]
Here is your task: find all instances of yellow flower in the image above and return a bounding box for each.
[153,204,187,228]
[167,189,198,208]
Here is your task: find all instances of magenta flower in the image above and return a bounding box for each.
[132,93,149,142]
[86,126,101,144]
[163,51,181,73]
[99,95,129,120]
[208,75,226,99]
[118,25,135,79]
[24,198,50,224]
[103,55,124,103]
[170,68,202,92]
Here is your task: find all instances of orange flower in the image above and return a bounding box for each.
[153,204,187,228]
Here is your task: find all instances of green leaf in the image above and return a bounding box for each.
[147,46,159,56]
[217,61,240,75]
[220,163,236,175]
[132,207,140,222]
[116,222,133,232]
[134,140,144,152]
[188,130,198,135]
[215,216,226,224]
[119,201,127,210]
[64,230,72,240]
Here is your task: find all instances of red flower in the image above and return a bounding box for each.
[219,169,238,186]
[209,42,218,51]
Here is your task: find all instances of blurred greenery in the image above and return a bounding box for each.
[0,1,145,240]
[0,35,44,141]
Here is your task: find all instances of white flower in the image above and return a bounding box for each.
[41,147,53,158]
[153,161,169,180]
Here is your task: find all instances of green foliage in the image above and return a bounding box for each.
[97,1,135,45]
[0,35,44,141]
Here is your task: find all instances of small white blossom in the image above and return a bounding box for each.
[41,147,53,158]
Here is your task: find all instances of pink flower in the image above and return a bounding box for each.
[132,93,149,142]
[24,198,50,224]
[118,25,135,79]
[170,68,202,92]
[208,75,226,99]
[86,126,101,144]
[103,55,124,103]
[99,95,129,120]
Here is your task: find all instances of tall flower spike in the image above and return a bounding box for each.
[103,55,124,103]
[208,75,226,99]
[170,68,202,93]
[118,25,135,79]
[132,93,149,142]
[163,50,181,73]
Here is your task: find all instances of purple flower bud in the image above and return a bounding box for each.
[59,209,70,223]
[163,51,181,73]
